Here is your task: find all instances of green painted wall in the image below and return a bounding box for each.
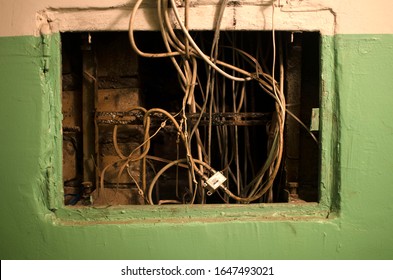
[0,33,392,259]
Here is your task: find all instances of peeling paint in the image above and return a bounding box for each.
[0,0,392,37]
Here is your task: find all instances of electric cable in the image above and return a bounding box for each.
[102,1,292,204]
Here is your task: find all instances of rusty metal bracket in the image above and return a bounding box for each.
[95,111,272,126]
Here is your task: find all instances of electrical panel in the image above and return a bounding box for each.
[61,30,320,206]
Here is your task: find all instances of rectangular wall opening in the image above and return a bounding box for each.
[61,30,320,206]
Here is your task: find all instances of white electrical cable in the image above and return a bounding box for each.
[168,0,250,82]
[129,0,182,58]
[123,0,290,204]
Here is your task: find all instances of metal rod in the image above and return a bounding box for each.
[81,33,97,184]
[95,111,272,126]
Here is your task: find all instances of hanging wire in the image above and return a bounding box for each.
[95,0,291,204]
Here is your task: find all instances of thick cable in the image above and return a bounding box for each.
[168,0,249,82]
[129,0,182,58]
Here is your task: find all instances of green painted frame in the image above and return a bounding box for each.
[51,33,339,224]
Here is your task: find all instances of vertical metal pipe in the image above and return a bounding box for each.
[285,32,302,197]
[81,33,97,186]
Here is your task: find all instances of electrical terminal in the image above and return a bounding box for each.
[204,172,227,196]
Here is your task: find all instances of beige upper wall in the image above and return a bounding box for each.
[0,0,392,37]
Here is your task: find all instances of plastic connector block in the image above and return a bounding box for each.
[205,172,227,195]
